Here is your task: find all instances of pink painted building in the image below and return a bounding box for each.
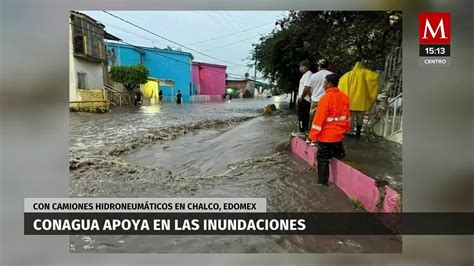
[192,62,227,96]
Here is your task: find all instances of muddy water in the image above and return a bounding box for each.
[344,137,402,192]
[123,114,294,177]
[69,98,401,253]
[69,99,272,159]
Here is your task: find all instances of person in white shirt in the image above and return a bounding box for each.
[308,59,333,129]
[297,60,313,134]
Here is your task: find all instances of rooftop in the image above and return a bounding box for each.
[226,78,256,82]
[105,41,194,59]
[70,11,121,41]
[193,61,227,69]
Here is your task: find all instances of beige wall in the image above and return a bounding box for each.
[69,89,110,113]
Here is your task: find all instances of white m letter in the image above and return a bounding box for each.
[423,19,447,39]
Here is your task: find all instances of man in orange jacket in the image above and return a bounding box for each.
[308,74,351,186]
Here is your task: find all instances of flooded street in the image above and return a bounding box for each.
[69,97,401,253]
[69,99,268,159]
[123,113,294,177]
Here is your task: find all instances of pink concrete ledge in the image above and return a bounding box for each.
[290,137,317,167]
[290,136,401,213]
[382,187,401,212]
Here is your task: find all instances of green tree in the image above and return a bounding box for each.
[109,65,149,91]
[253,11,402,94]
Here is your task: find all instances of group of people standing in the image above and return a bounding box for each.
[134,89,183,107]
[295,59,379,186]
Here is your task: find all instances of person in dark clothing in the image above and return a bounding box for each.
[134,89,143,107]
[176,90,182,104]
[316,141,345,185]
[159,90,163,102]
[296,60,313,135]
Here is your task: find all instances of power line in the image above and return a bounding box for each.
[71,23,255,78]
[112,40,235,76]
[96,11,260,74]
[204,11,224,27]
[201,34,261,52]
[71,23,243,77]
[102,10,247,67]
[102,23,170,47]
[223,11,252,38]
[186,21,274,46]
[189,45,253,52]
[101,22,250,61]
[104,27,251,62]
[198,11,234,37]
[217,11,241,34]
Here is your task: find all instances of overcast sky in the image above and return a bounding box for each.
[83,11,288,80]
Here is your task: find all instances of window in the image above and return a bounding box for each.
[74,35,85,54]
[72,15,105,59]
[77,72,86,89]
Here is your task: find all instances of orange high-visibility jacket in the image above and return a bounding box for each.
[308,87,351,142]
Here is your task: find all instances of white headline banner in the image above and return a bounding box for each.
[24,198,266,213]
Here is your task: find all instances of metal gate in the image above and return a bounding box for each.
[380,47,403,139]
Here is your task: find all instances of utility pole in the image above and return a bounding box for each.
[254,46,257,80]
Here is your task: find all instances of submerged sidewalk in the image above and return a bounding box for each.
[343,136,402,192]
[290,134,402,213]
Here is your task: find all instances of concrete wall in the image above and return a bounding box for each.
[226,79,255,98]
[143,48,193,102]
[111,44,143,66]
[140,79,160,105]
[193,62,227,96]
[72,60,104,89]
[226,80,247,96]
[246,80,256,96]
[192,64,200,94]
[106,43,194,102]
[290,136,401,213]
[69,89,110,113]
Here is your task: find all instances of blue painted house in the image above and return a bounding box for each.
[105,42,194,102]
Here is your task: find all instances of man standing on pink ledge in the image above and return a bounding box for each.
[308,74,351,186]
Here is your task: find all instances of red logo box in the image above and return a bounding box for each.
[419,13,451,44]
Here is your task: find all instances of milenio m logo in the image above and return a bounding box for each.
[419,12,451,65]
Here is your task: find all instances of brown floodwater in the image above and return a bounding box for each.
[69,98,402,253]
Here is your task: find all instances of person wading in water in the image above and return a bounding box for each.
[308,74,351,186]
[176,90,182,104]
